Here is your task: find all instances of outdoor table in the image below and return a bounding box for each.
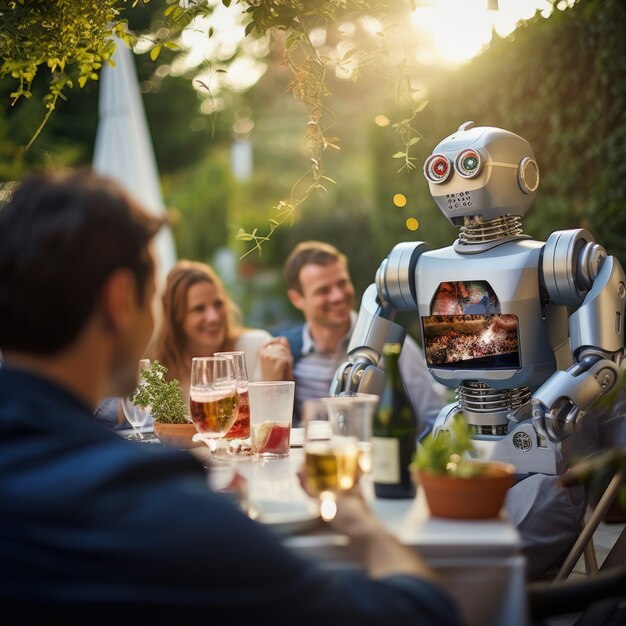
[192,431,529,626]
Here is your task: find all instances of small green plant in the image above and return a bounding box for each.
[131,360,188,424]
[411,413,486,478]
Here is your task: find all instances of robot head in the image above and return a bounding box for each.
[423,121,540,227]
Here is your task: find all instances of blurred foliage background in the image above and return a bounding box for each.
[1,0,625,335]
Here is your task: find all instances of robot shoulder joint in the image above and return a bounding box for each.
[542,228,606,307]
[375,241,429,310]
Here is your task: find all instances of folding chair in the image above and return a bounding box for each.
[527,458,626,625]
[555,463,626,580]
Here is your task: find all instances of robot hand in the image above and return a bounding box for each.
[330,352,385,397]
[531,354,620,442]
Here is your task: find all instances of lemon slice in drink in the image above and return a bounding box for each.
[253,421,274,451]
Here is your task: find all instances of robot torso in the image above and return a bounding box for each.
[416,238,571,393]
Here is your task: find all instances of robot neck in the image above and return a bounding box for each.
[458,214,525,245]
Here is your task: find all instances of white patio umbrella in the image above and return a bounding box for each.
[93,37,177,287]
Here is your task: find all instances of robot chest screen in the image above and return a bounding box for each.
[421,280,520,370]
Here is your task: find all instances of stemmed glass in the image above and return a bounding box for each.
[121,359,152,440]
[189,356,239,458]
[301,399,360,522]
[121,397,152,440]
[214,351,250,445]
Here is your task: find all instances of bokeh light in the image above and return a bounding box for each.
[320,498,337,521]
[406,217,419,231]
[374,115,391,127]
[409,0,570,67]
[393,193,407,207]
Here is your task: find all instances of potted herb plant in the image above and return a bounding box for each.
[410,414,516,519]
[131,360,201,449]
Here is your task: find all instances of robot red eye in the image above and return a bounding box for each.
[424,154,452,184]
[455,149,482,178]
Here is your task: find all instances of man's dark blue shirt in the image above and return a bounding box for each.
[0,366,461,625]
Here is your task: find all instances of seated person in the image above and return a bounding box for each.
[98,259,273,427]
[0,168,462,625]
[259,241,446,430]
[149,259,273,404]
[261,241,626,580]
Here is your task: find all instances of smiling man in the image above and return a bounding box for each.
[261,241,445,427]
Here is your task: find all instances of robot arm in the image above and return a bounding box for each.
[533,229,626,442]
[330,242,429,396]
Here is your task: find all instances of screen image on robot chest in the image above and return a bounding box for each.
[422,280,520,369]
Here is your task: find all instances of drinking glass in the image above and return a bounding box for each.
[214,351,250,442]
[248,381,294,459]
[322,392,379,475]
[121,397,152,440]
[121,358,153,440]
[189,356,239,455]
[301,399,360,521]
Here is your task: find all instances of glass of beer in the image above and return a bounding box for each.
[214,351,250,441]
[301,399,360,521]
[322,393,379,475]
[189,356,239,456]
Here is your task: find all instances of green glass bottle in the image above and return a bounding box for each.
[372,343,418,499]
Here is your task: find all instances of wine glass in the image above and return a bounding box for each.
[189,356,239,458]
[214,351,251,449]
[301,399,360,521]
[121,397,152,440]
[121,358,153,440]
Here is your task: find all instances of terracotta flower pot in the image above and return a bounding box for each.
[153,421,203,449]
[415,461,516,520]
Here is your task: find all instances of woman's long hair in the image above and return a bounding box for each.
[150,260,243,382]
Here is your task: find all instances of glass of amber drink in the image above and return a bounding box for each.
[214,351,250,441]
[302,399,360,522]
[322,393,379,475]
[189,356,239,456]
[248,381,294,459]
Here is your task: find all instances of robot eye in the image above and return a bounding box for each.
[455,149,482,178]
[424,154,452,184]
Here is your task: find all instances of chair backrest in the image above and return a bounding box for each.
[556,464,625,580]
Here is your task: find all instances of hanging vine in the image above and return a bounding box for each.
[1,0,424,254]
[234,0,423,256]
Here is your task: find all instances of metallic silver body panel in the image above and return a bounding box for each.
[332,123,625,476]
[417,239,565,390]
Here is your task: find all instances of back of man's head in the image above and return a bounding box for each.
[284,241,348,293]
[0,169,163,356]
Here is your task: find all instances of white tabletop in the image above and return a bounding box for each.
[191,432,529,626]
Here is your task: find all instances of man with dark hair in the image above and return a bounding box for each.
[261,240,445,427]
[0,169,461,625]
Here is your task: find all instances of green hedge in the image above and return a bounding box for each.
[373,0,626,263]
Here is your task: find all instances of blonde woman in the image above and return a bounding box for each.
[150,260,272,403]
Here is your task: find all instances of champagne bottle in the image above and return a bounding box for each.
[372,343,418,499]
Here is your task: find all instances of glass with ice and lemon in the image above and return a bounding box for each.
[248,381,295,458]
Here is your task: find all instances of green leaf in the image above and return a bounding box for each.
[132,360,188,423]
[150,45,162,61]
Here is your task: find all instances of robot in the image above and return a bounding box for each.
[331,121,626,475]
